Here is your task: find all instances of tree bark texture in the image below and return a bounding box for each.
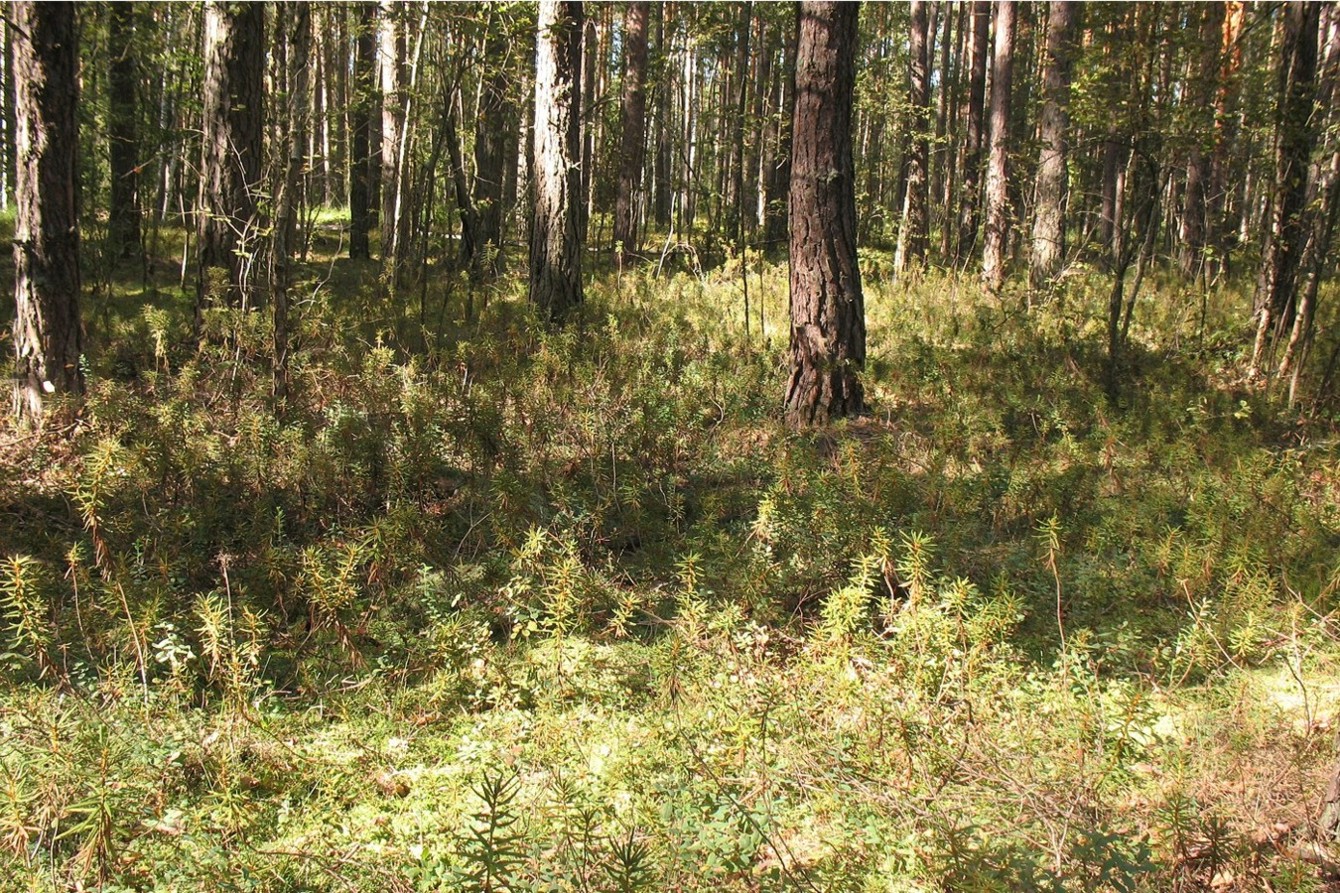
[197,0,265,316]
[896,0,930,274]
[1029,0,1077,291]
[349,2,375,259]
[530,0,584,324]
[981,0,1016,294]
[956,0,990,265]
[12,1,81,419]
[614,1,649,258]
[469,18,515,277]
[1251,1,1320,374]
[784,1,865,428]
[108,2,142,262]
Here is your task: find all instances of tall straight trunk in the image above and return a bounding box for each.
[939,2,964,259]
[2,14,12,210]
[1208,2,1245,276]
[272,2,309,402]
[896,0,930,273]
[614,1,649,258]
[469,20,514,277]
[1028,1,1077,291]
[108,2,142,261]
[11,1,81,419]
[579,15,598,239]
[652,3,672,228]
[981,0,1016,293]
[349,3,375,259]
[956,0,989,265]
[378,0,403,269]
[330,6,349,208]
[197,0,265,318]
[785,1,864,427]
[1179,3,1226,279]
[1251,1,1321,375]
[764,26,796,250]
[724,2,752,244]
[530,0,584,323]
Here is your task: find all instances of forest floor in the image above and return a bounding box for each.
[4,229,1340,891]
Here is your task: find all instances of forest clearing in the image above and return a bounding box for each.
[4,2,1340,891]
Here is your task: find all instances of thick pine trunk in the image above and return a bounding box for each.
[956,0,989,265]
[895,0,930,274]
[12,1,81,420]
[614,1,649,258]
[784,1,864,428]
[108,2,142,262]
[981,0,1016,293]
[1028,1,1077,292]
[530,0,584,323]
[197,0,265,318]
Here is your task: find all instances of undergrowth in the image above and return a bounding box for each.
[2,246,1340,891]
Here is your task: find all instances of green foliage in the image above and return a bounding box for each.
[3,249,1340,892]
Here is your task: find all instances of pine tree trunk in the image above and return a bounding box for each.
[614,1,649,259]
[530,0,584,323]
[108,2,142,262]
[272,2,309,402]
[652,3,672,229]
[468,18,514,277]
[197,0,265,319]
[1177,3,1225,280]
[1029,1,1077,292]
[11,1,81,420]
[785,1,864,428]
[896,0,930,274]
[378,0,403,272]
[349,3,375,259]
[981,0,1016,293]
[956,0,989,265]
[1251,1,1320,376]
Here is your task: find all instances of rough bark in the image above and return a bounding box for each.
[1251,1,1320,376]
[530,0,584,324]
[981,0,1016,293]
[272,2,309,402]
[469,18,515,277]
[349,2,375,259]
[108,2,142,262]
[614,1,649,258]
[956,0,990,265]
[784,1,864,428]
[12,0,81,419]
[895,0,930,274]
[197,0,265,318]
[1028,0,1077,292]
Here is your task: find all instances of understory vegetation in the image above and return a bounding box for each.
[4,234,1340,892]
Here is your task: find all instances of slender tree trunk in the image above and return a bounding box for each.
[1029,1,1077,292]
[468,18,514,277]
[764,26,796,251]
[614,1,649,259]
[11,1,81,420]
[896,0,930,274]
[981,0,1016,293]
[785,1,864,427]
[378,0,403,271]
[1179,3,1226,280]
[2,13,12,211]
[349,3,374,259]
[1251,1,1321,377]
[652,4,672,229]
[197,0,265,319]
[530,0,584,323]
[723,2,752,245]
[1208,2,1245,277]
[272,2,309,402]
[108,2,142,262]
[956,0,989,265]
